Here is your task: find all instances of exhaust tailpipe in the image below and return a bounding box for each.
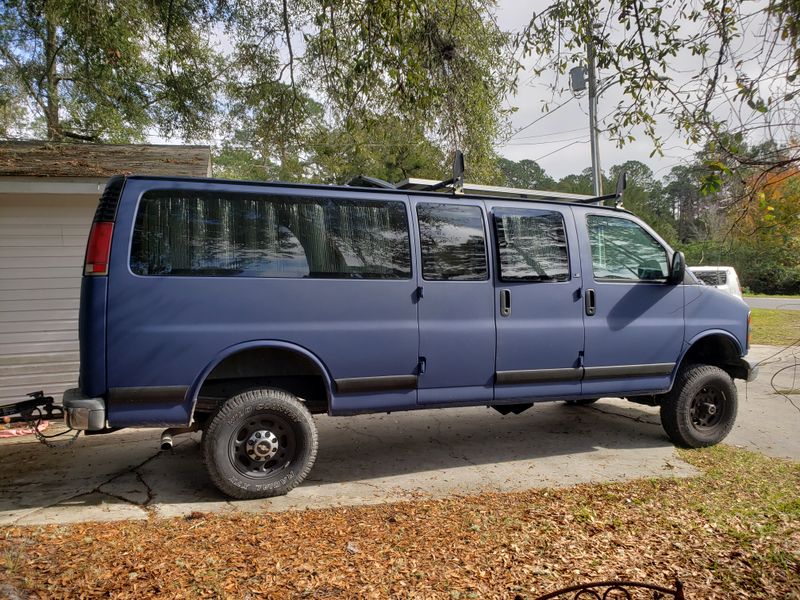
[160,426,197,451]
[160,431,174,451]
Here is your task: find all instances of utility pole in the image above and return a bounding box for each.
[586,15,602,197]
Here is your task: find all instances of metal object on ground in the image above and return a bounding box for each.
[160,426,198,451]
[534,579,686,600]
[0,391,80,448]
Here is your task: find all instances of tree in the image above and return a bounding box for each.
[497,158,555,189]
[1,0,513,181]
[0,0,219,141]
[554,167,595,195]
[519,0,800,194]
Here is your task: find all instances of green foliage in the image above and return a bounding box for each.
[497,158,555,189]
[303,0,513,181]
[0,0,219,140]
[308,115,446,184]
[1,0,512,181]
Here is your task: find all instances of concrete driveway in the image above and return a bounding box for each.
[745,296,800,311]
[1,344,797,525]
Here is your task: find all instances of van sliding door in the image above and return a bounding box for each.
[413,198,495,405]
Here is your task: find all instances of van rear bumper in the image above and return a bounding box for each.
[62,388,106,430]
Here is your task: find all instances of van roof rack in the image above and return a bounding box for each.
[395,178,596,203]
[346,149,627,207]
[345,175,396,189]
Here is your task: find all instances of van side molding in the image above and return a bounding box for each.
[583,363,674,379]
[335,375,418,394]
[495,367,582,385]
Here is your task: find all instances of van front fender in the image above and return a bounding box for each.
[673,329,751,384]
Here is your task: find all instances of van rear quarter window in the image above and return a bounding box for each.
[130,190,411,279]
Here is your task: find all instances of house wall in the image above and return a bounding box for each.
[0,192,97,404]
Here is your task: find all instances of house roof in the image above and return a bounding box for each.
[0,140,212,178]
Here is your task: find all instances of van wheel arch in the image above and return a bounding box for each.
[190,343,333,422]
[676,332,745,382]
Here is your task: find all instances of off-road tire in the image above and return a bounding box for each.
[659,364,737,448]
[203,388,318,499]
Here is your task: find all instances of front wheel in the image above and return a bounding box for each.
[659,364,737,448]
[203,388,318,499]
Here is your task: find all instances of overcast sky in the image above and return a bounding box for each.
[494,1,698,182]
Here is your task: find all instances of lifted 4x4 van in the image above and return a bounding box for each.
[57,171,756,499]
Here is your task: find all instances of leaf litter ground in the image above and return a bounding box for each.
[1,445,798,599]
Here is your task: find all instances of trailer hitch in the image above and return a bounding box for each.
[1,391,80,447]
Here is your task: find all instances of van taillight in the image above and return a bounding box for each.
[84,221,114,276]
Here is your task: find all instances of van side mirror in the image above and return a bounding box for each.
[668,251,686,284]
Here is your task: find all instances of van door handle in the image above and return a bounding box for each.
[585,288,596,316]
[500,289,511,317]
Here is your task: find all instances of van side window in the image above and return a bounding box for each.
[493,209,570,282]
[130,191,411,279]
[587,215,668,281]
[417,203,488,281]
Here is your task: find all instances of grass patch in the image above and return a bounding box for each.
[749,308,800,345]
[1,446,798,599]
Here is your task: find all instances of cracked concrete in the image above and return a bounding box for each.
[1,345,797,525]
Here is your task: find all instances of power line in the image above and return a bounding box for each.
[507,96,576,140]
[511,126,588,141]
[505,134,589,147]
[531,139,588,162]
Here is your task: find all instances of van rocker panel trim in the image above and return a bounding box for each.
[108,386,189,405]
[495,367,583,385]
[335,375,418,394]
[582,363,675,379]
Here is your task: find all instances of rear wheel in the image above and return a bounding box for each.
[203,388,318,499]
[659,364,737,448]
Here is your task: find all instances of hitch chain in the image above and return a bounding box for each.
[4,392,82,448]
[29,409,81,449]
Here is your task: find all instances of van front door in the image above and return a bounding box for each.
[487,203,585,400]
[573,208,684,396]
[413,199,495,405]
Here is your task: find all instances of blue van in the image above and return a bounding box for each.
[61,173,756,498]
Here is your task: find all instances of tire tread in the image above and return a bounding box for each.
[660,363,737,448]
[203,388,318,500]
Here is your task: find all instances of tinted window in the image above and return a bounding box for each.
[587,215,668,281]
[417,203,488,281]
[693,271,727,285]
[494,209,570,282]
[131,190,411,279]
